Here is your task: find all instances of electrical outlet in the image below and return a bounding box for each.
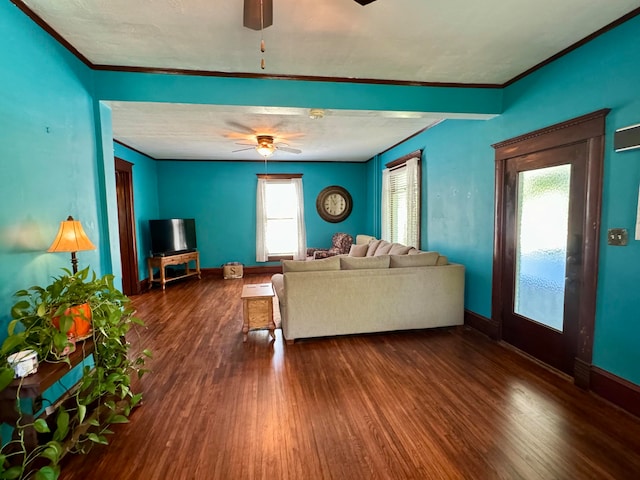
[607,228,628,246]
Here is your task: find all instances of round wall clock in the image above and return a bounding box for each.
[316,185,353,223]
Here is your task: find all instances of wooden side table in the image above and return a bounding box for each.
[241,283,276,342]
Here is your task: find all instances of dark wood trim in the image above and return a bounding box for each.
[113,139,157,161]
[91,63,501,89]
[574,358,591,389]
[256,173,303,179]
[139,277,150,293]
[114,157,141,296]
[503,7,640,87]
[10,0,93,68]
[267,255,293,262]
[492,109,609,380]
[464,310,500,340]
[591,366,640,418]
[380,123,442,156]
[492,109,611,159]
[385,150,422,169]
[201,265,283,277]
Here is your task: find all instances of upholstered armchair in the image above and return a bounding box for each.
[307,232,354,259]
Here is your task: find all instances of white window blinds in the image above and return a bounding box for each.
[381,157,420,248]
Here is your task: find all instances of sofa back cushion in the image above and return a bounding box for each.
[389,243,412,255]
[282,255,341,272]
[389,251,439,268]
[356,234,376,245]
[348,243,369,257]
[340,255,390,270]
[374,240,394,256]
[366,239,382,256]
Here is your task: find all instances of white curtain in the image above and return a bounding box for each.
[405,157,420,248]
[256,178,268,262]
[381,168,391,242]
[256,177,307,262]
[292,178,307,260]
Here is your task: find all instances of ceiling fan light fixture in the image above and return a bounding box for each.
[255,135,276,157]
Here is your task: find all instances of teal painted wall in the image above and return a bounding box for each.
[378,16,640,385]
[113,143,160,280]
[154,161,368,267]
[0,2,105,336]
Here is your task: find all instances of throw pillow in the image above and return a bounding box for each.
[374,240,393,256]
[366,239,382,256]
[282,255,341,272]
[436,255,449,266]
[355,234,376,245]
[340,255,390,270]
[348,244,368,257]
[389,243,412,255]
[389,251,439,268]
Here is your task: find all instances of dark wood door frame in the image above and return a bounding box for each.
[115,157,140,296]
[491,109,610,388]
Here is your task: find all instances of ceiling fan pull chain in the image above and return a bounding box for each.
[260,0,265,69]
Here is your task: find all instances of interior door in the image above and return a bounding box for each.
[501,144,586,375]
[115,158,140,296]
[492,110,608,385]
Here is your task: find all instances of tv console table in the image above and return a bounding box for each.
[147,251,201,290]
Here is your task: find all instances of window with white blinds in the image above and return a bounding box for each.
[382,153,420,248]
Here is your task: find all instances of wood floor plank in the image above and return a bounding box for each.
[59,274,640,479]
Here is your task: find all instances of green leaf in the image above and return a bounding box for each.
[34,466,60,480]
[1,466,23,479]
[0,368,14,391]
[108,415,129,424]
[130,317,145,326]
[142,349,153,358]
[77,404,87,424]
[40,446,60,463]
[36,303,47,318]
[88,433,108,445]
[1,334,26,355]
[53,408,69,442]
[130,393,143,407]
[33,418,51,433]
[89,419,100,427]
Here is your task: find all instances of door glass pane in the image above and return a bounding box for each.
[515,164,571,331]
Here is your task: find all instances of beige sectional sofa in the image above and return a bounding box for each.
[271,238,465,343]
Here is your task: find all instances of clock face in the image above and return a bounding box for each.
[316,186,352,223]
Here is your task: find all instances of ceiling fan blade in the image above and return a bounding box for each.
[277,146,302,154]
[227,121,256,135]
[232,147,255,153]
[243,0,273,31]
[235,142,255,146]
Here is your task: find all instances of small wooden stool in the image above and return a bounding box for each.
[241,283,276,342]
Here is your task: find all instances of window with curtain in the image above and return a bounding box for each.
[381,150,421,248]
[256,174,306,262]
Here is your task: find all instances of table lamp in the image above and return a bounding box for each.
[48,216,96,274]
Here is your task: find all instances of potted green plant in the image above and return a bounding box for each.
[0,267,151,480]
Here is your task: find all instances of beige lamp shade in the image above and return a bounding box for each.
[48,216,96,253]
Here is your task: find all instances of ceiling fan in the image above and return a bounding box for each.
[233,135,302,158]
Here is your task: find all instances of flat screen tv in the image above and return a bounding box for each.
[149,218,197,256]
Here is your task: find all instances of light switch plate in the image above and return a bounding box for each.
[607,228,628,246]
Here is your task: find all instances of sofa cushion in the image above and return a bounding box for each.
[356,234,376,245]
[389,243,412,255]
[348,244,368,257]
[408,248,421,255]
[389,251,439,268]
[282,255,341,272]
[366,239,382,256]
[374,240,393,256]
[340,255,390,270]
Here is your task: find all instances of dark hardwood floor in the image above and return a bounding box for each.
[61,274,640,479]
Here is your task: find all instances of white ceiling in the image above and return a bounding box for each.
[20,0,640,161]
